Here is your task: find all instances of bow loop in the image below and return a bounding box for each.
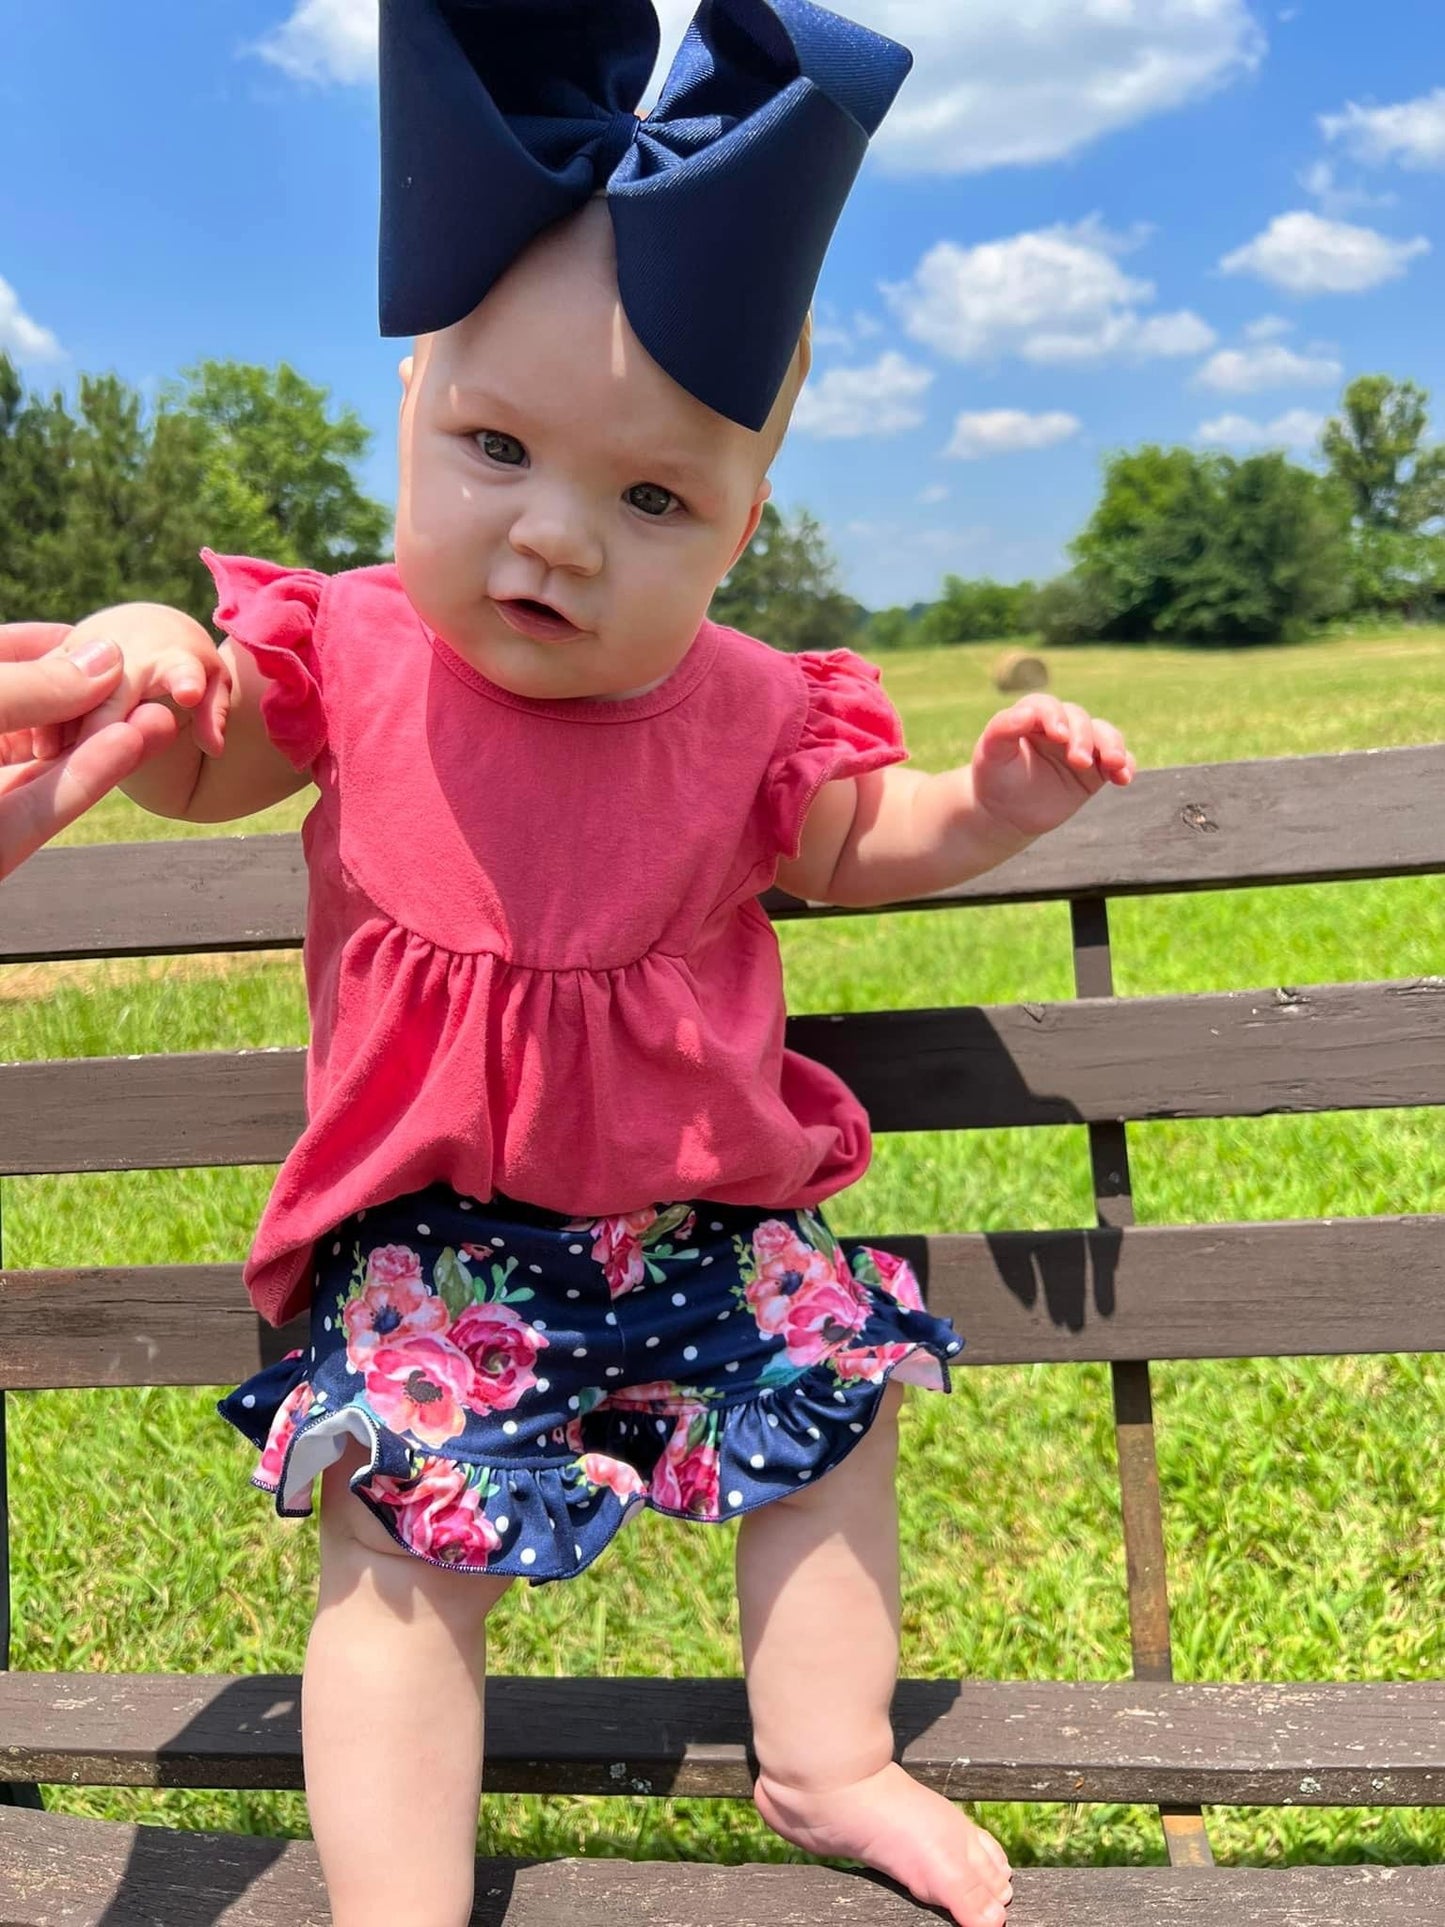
[379,0,912,429]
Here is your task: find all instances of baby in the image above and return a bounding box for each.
[52,6,1134,1924]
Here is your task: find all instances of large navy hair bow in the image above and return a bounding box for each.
[379,0,912,430]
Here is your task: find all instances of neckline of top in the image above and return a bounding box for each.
[424,619,722,723]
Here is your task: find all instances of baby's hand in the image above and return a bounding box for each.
[30,606,230,763]
[971,694,1135,840]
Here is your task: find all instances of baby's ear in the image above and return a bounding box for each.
[398,353,415,393]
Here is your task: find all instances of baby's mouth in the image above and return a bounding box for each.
[494,597,584,643]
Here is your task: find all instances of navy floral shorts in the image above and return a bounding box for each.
[218,1184,963,1584]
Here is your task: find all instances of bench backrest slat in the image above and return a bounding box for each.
[4,978,1442,1175]
[2,1213,1441,1389]
[4,742,1444,963]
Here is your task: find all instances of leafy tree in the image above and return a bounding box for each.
[0,354,390,625]
[0,358,76,621]
[1072,444,1350,645]
[862,606,918,651]
[1026,572,1111,647]
[709,501,862,652]
[913,574,1034,647]
[160,360,391,576]
[1322,376,1445,533]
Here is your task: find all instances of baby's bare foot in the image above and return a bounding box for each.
[754,1760,1012,1927]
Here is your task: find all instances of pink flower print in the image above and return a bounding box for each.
[363,1335,475,1447]
[585,1210,660,1298]
[864,1246,925,1312]
[650,1414,722,1520]
[366,1460,502,1568]
[344,1247,448,1368]
[602,1379,690,1409]
[579,1453,647,1502]
[256,1378,314,1489]
[448,1301,547,1412]
[831,1341,918,1385]
[744,1222,870,1369]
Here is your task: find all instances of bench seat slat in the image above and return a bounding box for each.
[3,978,1444,1175]
[1,1806,1437,1927]
[3,1215,1444,1388]
[3,1675,1445,1806]
[6,745,1445,962]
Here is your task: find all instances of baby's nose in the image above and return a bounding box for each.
[508,504,604,577]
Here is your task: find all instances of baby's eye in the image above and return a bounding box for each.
[626,482,679,518]
[477,430,526,466]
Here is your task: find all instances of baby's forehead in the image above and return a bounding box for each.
[434,286,759,466]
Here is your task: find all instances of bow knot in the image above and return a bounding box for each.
[380,0,913,430]
[593,110,643,183]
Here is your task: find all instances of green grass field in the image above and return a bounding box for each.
[3,626,1445,1870]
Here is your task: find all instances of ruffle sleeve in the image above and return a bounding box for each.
[766,649,908,859]
[202,550,328,771]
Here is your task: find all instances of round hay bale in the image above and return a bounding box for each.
[993,649,1050,694]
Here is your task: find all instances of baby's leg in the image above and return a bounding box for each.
[735,1384,1013,1927]
[302,1442,512,1927]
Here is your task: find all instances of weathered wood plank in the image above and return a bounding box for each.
[0,1806,1438,1926]
[4,1217,1444,1389]
[4,1675,1445,1806]
[5,744,1444,964]
[4,980,1442,1175]
[0,836,309,964]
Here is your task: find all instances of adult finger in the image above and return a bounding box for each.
[0,623,74,665]
[0,639,124,736]
[0,716,153,881]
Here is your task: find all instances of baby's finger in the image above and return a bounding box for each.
[193,661,231,758]
[979,695,1065,754]
[1092,718,1135,783]
[161,655,209,708]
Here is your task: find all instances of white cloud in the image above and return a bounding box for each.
[946,410,1082,460]
[254,0,376,85]
[1220,210,1429,293]
[886,219,1215,366]
[264,0,1265,180]
[1195,340,1342,393]
[1297,158,1396,218]
[1243,314,1294,341]
[0,276,62,363]
[917,483,951,505]
[810,304,886,353]
[792,351,934,440]
[1197,408,1326,449]
[1321,89,1445,171]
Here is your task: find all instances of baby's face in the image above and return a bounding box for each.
[396,202,782,703]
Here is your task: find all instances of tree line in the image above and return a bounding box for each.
[856,376,1445,651]
[1,352,1439,648]
[0,355,388,625]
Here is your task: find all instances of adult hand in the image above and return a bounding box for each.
[0,624,178,881]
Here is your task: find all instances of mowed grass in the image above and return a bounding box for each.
[3,625,1445,1869]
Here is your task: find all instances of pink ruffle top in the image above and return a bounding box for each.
[204,553,908,1327]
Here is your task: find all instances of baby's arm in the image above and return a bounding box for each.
[59,604,309,822]
[778,694,1134,908]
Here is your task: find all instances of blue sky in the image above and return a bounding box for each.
[1,0,1441,609]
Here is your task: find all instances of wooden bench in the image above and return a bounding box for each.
[1,741,1443,1923]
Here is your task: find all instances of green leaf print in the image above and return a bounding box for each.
[848,1247,883,1291]
[755,1355,801,1393]
[686,1406,716,1453]
[801,1210,841,1263]
[432,1248,477,1320]
[487,1256,519,1298]
[648,1205,695,1245]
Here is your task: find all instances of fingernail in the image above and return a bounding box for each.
[71,639,120,676]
